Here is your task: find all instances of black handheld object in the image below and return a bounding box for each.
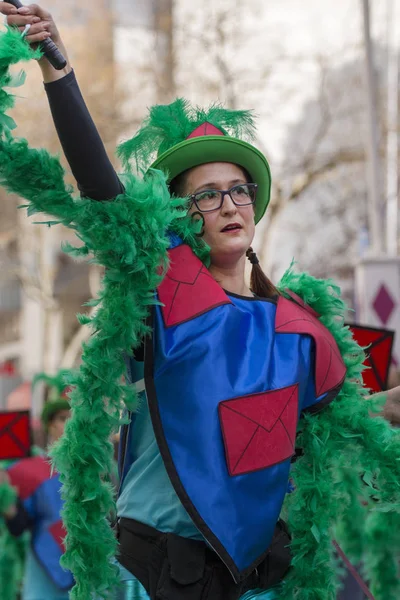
[6,0,67,70]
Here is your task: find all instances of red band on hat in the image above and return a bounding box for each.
[186,122,225,139]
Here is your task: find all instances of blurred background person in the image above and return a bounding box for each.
[0,388,73,600]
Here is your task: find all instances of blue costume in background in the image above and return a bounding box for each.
[6,455,73,600]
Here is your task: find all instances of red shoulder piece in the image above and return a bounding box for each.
[8,455,54,500]
[275,295,346,397]
[157,244,231,327]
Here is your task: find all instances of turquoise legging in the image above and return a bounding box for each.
[113,579,278,600]
[110,559,279,600]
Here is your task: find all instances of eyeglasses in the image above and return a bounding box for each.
[189,183,257,213]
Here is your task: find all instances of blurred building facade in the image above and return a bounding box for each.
[0,0,117,408]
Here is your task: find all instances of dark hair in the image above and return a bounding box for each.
[246,247,280,299]
[169,166,279,300]
[169,169,190,198]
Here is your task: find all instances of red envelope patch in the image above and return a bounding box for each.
[219,385,298,476]
[158,245,231,327]
[275,296,346,397]
[349,324,394,392]
[0,410,31,461]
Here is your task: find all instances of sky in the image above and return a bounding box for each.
[246,0,397,165]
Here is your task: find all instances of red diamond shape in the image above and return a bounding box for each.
[372,285,396,325]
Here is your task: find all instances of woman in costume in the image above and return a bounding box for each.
[0,373,73,600]
[0,4,399,600]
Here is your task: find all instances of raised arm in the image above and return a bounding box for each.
[0,2,123,200]
[44,70,124,200]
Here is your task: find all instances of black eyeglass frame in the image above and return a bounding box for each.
[189,183,258,213]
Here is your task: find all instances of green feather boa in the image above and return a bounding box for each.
[0,28,399,600]
[0,476,26,600]
[0,522,27,600]
[0,480,17,515]
[277,273,400,599]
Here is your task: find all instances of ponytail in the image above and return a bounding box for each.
[246,247,280,299]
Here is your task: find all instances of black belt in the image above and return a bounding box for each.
[116,517,291,600]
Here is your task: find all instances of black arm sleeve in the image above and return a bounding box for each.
[44,70,124,201]
[5,498,33,537]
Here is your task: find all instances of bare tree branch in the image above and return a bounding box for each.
[258,148,365,264]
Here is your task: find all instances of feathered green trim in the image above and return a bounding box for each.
[117,97,256,173]
[0,524,27,600]
[0,27,41,132]
[277,268,400,600]
[0,481,17,514]
[0,479,26,600]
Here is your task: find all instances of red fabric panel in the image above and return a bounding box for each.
[349,324,394,392]
[186,122,225,139]
[158,245,231,327]
[275,296,346,397]
[350,327,383,347]
[8,455,53,500]
[0,411,31,460]
[362,369,380,394]
[370,335,393,385]
[49,519,66,552]
[284,289,320,318]
[219,385,298,476]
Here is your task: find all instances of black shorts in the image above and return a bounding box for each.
[116,518,291,600]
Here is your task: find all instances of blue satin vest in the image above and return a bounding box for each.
[124,242,346,583]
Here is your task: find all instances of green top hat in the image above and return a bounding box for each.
[118,99,271,224]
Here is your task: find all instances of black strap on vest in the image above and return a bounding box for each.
[116,518,291,600]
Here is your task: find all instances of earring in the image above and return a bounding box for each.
[191,211,205,238]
